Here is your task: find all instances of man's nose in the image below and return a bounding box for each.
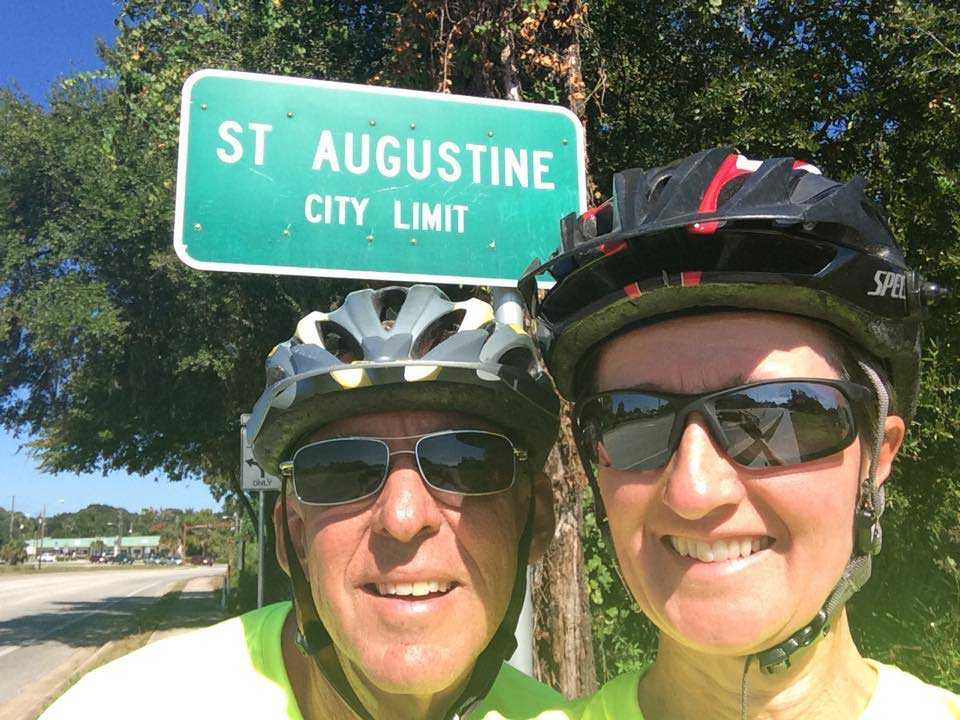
[370,453,443,543]
[661,413,746,520]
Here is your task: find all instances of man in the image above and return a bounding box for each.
[43,284,562,719]
[519,149,959,718]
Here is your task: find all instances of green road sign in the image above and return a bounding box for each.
[174,70,585,287]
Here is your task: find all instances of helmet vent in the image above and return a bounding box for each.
[716,173,749,208]
[318,321,362,363]
[412,309,466,358]
[647,175,672,207]
[498,347,536,375]
[374,287,407,329]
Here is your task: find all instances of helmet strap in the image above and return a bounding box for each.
[281,476,376,720]
[754,360,889,674]
[279,467,536,720]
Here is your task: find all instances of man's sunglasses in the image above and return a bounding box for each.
[575,379,873,472]
[280,430,528,506]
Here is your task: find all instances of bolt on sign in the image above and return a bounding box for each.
[175,70,586,286]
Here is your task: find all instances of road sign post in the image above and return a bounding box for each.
[240,414,279,608]
[176,69,585,286]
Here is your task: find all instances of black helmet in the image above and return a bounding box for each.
[520,147,947,419]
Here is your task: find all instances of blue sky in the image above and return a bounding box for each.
[0,2,221,515]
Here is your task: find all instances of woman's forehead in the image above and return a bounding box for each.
[594,312,845,393]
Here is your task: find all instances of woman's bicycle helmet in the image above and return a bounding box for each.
[520,147,947,420]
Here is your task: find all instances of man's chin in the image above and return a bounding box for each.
[357,643,476,696]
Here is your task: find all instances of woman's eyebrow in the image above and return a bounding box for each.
[602,373,752,395]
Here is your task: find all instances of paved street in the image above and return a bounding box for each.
[0,565,224,708]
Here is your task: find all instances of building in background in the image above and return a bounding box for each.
[25,535,161,559]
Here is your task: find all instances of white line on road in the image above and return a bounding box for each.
[0,579,170,660]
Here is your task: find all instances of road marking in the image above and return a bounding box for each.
[0,578,172,660]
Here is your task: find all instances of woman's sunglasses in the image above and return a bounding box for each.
[280,430,527,506]
[575,379,873,472]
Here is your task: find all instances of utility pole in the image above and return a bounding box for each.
[36,504,46,569]
[116,507,122,555]
[8,496,14,540]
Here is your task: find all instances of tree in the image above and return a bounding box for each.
[1,0,958,692]
[0,539,27,565]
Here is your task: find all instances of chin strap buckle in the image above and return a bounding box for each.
[757,609,829,674]
[856,507,883,556]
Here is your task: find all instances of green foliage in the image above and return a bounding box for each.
[582,487,658,683]
[1,0,958,691]
[0,539,27,565]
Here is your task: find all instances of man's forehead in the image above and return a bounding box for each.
[305,409,501,442]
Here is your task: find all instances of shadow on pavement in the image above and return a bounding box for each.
[0,590,223,650]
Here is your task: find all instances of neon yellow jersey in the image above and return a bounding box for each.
[41,601,562,720]
[521,660,960,720]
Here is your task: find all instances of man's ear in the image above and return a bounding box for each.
[527,471,556,564]
[273,494,308,576]
[874,415,906,488]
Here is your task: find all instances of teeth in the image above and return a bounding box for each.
[669,535,770,563]
[375,581,452,597]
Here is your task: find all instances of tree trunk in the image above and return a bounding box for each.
[529,0,598,698]
[532,407,598,698]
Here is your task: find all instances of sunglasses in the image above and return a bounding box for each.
[280,430,527,506]
[575,379,873,472]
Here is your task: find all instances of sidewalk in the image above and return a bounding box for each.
[0,574,227,720]
[145,574,226,644]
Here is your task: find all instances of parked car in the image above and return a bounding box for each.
[39,553,57,563]
[89,554,102,563]
[112,553,134,565]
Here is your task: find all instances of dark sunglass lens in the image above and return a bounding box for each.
[580,393,676,471]
[293,440,388,504]
[716,382,856,468]
[418,432,516,495]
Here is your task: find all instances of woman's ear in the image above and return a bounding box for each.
[874,415,906,488]
[273,494,308,576]
[527,471,556,564]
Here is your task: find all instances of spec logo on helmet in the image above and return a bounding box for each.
[868,271,907,299]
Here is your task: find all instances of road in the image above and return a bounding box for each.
[0,565,224,708]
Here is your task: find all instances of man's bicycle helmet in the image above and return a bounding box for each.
[247,284,559,720]
[519,148,948,678]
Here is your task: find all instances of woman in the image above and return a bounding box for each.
[518,148,960,719]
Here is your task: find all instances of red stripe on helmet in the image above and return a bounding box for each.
[599,240,627,256]
[681,271,702,287]
[689,153,754,235]
[792,159,822,174]
[623,282,642,298]
[581,205,604,221]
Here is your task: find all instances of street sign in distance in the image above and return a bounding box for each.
[240,413,281,492]
[175,70,585,287]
